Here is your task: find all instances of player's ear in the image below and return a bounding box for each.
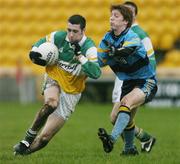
[81,28,85,35]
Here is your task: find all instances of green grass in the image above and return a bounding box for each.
[0,102,180,164]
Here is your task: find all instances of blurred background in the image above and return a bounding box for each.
[0,0,180,106]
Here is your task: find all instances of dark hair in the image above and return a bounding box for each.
[124,1,138,16]
[68,14,86,30]
[111,4,133,28]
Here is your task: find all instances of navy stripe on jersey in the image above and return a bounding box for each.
[110,55,149,73]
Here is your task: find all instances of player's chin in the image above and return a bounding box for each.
[110,25,116,31]
[68,37,75,43]
[70,39,78,43]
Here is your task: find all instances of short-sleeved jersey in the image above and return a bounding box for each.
[98,29,156,81]
[131,23,156,71]
[33,31,101,94]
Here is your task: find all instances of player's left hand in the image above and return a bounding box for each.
[70,42,81,56]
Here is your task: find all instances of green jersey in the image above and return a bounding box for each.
[131,23,156,71]
[33,31,101,94]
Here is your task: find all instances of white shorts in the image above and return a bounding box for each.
[53,90,81,120]
[112,77,123,103]
[43,74,81,121]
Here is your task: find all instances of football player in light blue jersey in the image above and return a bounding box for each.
[98,28,155,80]
[97,4,157,155]
[112,1,157,153]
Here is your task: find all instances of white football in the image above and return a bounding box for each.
[38,42,59,66]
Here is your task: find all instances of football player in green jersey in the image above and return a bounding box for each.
[13,14,101,156]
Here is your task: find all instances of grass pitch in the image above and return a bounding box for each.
[0,102,180,164]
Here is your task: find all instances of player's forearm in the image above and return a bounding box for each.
[77,55,101,79]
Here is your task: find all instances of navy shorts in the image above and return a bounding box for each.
[120,76,158,104]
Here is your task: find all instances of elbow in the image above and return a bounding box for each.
[91,69,102,79]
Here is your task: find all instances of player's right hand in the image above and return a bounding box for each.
[29,51,47,66]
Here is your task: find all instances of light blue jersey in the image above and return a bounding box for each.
[98,29,156,81]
